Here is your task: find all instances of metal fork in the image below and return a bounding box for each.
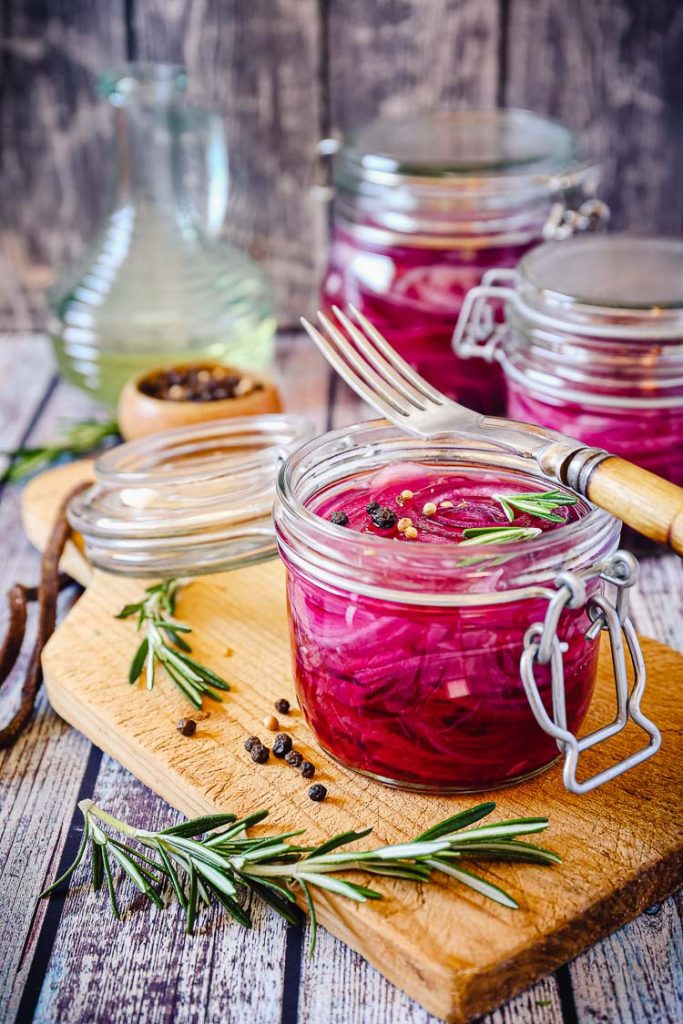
[300,304,683,555]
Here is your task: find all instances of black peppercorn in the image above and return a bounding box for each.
[285,750,303,768]
[300,760,315,779]
[250,743,270,764]
[329,510,350,527]
[273,733,293,758]
[244,735,260,752]
[308,784,327,802]
[274,698,290,715]
[370,506,397,530]
[177,718,197,737]
[365,501,380,514]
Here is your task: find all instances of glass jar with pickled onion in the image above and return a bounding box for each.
[274,422,660,794]
[453,236,683,485]
[322,109,607,415]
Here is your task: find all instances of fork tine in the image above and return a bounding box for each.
[315,311,417,417]
[347,304,449,406]
[299,317,410,424]
[330,305,428,411]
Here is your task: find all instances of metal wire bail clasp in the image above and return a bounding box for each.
[451,269,518,363]
[519,553,661,794]
[543,167,610,241]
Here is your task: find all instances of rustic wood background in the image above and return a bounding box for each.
[2,0,682,331]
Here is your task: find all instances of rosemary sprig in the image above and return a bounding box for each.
[459,526,542,547]
[40,799,561,951]
[1,417,119,484]
[494,489,579,524]
[116,579,229,708]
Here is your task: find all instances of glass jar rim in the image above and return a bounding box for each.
[339,108,577,180]
[69,414,315,577]
[275,420,618,607]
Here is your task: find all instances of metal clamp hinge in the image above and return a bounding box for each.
[543,197,611,241]
[519,552,661,794]
[451,270,518,362]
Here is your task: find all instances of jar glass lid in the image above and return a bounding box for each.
[68,415,314,577]
[338,108,579,184]
[520,236,683,310]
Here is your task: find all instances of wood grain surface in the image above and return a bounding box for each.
[0,334,681,1024]
[2,2,682,330]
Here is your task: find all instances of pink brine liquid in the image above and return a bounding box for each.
[506,382,683,486]
[284,464,599,791]
[322,229,534,414]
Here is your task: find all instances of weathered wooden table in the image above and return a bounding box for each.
[1,334,681,1024]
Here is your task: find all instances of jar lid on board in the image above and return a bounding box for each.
[68,415,314,577]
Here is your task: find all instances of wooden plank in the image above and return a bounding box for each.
[0,336,56,458]
[0,367,102,1023]
[31,756,289,1024]
[299,920,564,1024]
[570,898,683,1024]
[0,3,126,331]
[134,0,325,327]
[504,0,683,234]
[326,0,500,130]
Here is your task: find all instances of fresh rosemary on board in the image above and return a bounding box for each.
[1,417,119,483]
[40,799,561,950]
[494,489,579,524]
[116,579,229,709]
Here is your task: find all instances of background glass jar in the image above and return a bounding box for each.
[454,236,683,486]
[273,421,644,794]
[321,109,607,415]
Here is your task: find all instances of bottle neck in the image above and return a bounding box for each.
[112,104,193,220]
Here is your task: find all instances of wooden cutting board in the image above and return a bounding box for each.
[23,462,683,1024]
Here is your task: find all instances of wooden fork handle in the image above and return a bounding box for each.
[585,456,683,554]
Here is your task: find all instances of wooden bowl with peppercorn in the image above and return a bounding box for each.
[117,362,283,441]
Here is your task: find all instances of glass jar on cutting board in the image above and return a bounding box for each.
[49,63,275,408]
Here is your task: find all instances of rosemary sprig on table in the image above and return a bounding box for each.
[1,417,119,483]
[40,800,561,950]
[494,489,579,524]
[116,579,229,709]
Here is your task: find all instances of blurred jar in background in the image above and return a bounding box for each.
[454,235,683,486]
[50,63,275,408]
[322,109,607,414]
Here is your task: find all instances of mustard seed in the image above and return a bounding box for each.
[397,517,413,533]
[423,502,437,516]
[405,526,418,540]
[263,714,280,731]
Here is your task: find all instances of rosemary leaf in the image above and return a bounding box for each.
[117,580,229,709]
[1,418,119,484]
[493,489,579,524]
